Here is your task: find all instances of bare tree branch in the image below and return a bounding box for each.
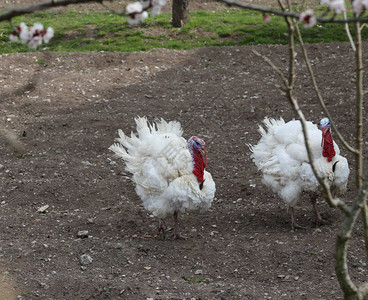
[277,0,286,11]
[343,11,356,52]
[335,166,368,299]
[252,47,352,216]
[285,10,352,216]
[218,0,368,24]
[352,19,368,261]
[0,0,104,22]
[253,1,366,298]
[254,6,352,216]
[293,17,358,155]
[285,18,352,216]
[9,19,17,32]
[100,1,125,16]
[251,50,288,88]
[285,0,296,91]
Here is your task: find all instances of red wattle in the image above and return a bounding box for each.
[322,128,335,162]
[192,151,207,183]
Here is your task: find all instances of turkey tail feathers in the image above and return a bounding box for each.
[132,116,184,138]
[109,117,186,174]
[156,118,183,137]
[135,116,151,139]
[109,143,128,159]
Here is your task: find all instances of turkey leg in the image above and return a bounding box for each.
[158,219,166,240]
[311,197,330,226]
[289,207,306,230]
[173,211,187,240]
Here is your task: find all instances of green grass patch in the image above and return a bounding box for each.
[0,9,366,54]
[187,277,206,284]
[103,286,113,298]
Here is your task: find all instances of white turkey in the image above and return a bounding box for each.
[249,117,349,230]
[109,117,216,239]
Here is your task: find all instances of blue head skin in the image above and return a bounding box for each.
[188,136,205,155]
[320,117,331,133]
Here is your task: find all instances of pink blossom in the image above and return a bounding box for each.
[353,0,368,15]
[300,9,317,28]
[126,1,143,14]
[151,0,166,17]
[320,0,346,14]
[18,22,28,33]
[43,27,54,44]
[14,22,31,44]
[127,11,148,25]
[153,0,166,6]
[30,22,44,36]
[9,22,54,49]
[140,0,151,10]
[151,6,162,17]
[19,23,32,44]
[126,2,148,25]
[28,36,43,49]
[263,14,271,22]
[9,33,19,42]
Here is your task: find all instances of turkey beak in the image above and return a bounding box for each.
[321,125,328,135]
[199,148,205,161]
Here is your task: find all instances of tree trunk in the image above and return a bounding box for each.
[172,0,189,28]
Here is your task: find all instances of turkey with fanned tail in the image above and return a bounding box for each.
[109,117,216,239]
[249,117,350,230]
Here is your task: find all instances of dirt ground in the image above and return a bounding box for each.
[1,1,368,300]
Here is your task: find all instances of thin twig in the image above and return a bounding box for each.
[0,0,103,22]
[219,0,368,24]
[344,11,356,52]
[100,2,125,16]
[285,0,296,91]
[252,49,288,88]
[277,0,286,11]
[253,36,351,215]
[335,166,368,298]
[353,19,368,261]
[9,19,17,32]
[294,19,358,154]
[286,11,351,215]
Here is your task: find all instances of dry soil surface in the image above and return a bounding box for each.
[0,1,367,300]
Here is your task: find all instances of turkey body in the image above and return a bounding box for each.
[109,117,216,239]
[250,117,349,230]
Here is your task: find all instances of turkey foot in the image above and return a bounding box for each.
[292,222,306,231]
[173,211,187,240]
[289,207,306,231]
[311,197,330,227]
[314,215,331,227]
[158,219,167,240]
[173,231,188,240]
